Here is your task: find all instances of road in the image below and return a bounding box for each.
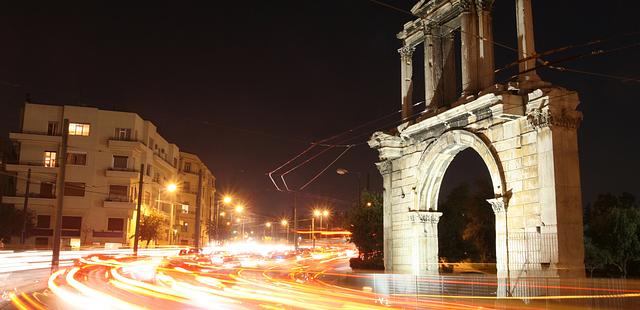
[3,245,640,309]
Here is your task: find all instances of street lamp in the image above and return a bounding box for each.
[281,219,289,243]
[159,182,177,244]
[336,168,362,206]
[215,195,233,241]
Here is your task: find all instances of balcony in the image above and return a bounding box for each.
[32,228,53,236]
[2,193,56,206]
[103,199,135,209]
[92,231,123,238]
[105,167,139,178]
[107,138,146,152]
[10,132,61,145]
[5,162,59,174]
[153,152,176,171]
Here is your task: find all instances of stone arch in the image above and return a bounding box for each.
[415,129,506,212]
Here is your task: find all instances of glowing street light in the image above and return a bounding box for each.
[265,222,271,228]
[223,196,232,204]
[313,209,321,217]
[219,211,226,217]
[366,202,372,207]
[235,205,244,213]
[281,219,289,243]
[166,183,178,192]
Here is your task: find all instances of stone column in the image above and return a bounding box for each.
[376,161,394,270]
[515,0,540,82]
[460,0,478,96]
[399,45,416,121]
[410,211,442,274]
[487,198,508,274]
[424,25,442,111]
[476,0,495,90]
[441,32,457,105]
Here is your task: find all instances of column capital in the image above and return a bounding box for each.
[398,45,416,57]
[375,161,392,175]
[409,211,443,225]
[476,0,495,11]
[486,198,507,214]
[460,0,474,12]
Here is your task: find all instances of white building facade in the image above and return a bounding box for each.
[3,102,215,248]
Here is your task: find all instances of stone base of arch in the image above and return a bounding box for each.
[370,86,585,277]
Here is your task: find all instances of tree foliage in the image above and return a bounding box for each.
[584,193,640,278]
[0,205,34,243]
[347,191,383,268]
[438,181,495,263]
[132,210,166,247]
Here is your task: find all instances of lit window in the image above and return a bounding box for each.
[44,151,57,167]
[181,204,189,214]
[184,162,191,172]
[182,222,188,232]
[69,123,90,136]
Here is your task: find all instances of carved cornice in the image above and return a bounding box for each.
[409,211,443,224]
[526,108,582,129]
[397,45,416,57]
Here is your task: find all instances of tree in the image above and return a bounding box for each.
[131,210,166,247]
[0,205,34,243]
[439,181,495,263]
[585,193,640,278]
[347,191,383,268]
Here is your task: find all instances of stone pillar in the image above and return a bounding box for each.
[424,25,443,111]
[442,32,457,106]
[460,0,478,96]
[515,0,540,82]
[476,0,495,90]
[528,89,584,277]
[410,211,442,274]
[487,198,508,274]
[399,45,416,121]
[376,161,394,270]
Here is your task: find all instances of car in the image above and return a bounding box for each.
[178,247,202,256]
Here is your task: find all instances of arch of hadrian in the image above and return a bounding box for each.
[369,0,585,276]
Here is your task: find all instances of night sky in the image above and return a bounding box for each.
[1,1,638,218]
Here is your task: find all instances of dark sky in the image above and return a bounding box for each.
[1,1,638,218]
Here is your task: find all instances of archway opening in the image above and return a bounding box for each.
[437,148,496,271]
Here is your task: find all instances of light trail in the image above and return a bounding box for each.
[6,244,640,309]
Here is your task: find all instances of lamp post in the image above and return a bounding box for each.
[234,204,245,239]
[336,168,366,206]
[160,183,177,244]
[313,210,322,249]
[321,210,329,238]
[216,195,232,241]
[281,219,289,243]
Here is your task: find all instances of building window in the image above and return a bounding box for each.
[107,218,124,232]
[64,182,85,196]
[143,191,151,205]
[184,162,191,172]
[181,204,189,214]
[62,216,82,229]
[108,185,129,201]
[40,182,55,198]
[36,215,51,229]
[113,155,128,170]
[68,123,90,136]
[47,121,59,136]
[146,165,152,176]
[44,151,57,167]
[182,222,188,232]
[182,182,190,192]
[173,158,177,167]
[67,152,87,165]
[114,128,132,140]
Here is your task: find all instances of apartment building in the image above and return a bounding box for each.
[175,152,215,246]
[2,102,215,248]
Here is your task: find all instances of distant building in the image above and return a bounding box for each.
[176,152,215,246]
[2,102,215,248]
